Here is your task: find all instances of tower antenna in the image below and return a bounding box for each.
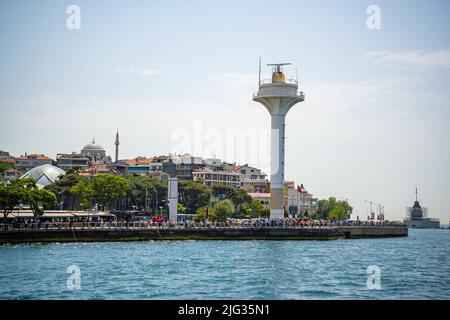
[258,56,261,86]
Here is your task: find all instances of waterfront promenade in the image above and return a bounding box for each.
[0,220,408,243]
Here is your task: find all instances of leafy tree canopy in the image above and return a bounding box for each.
[215,199,234,222]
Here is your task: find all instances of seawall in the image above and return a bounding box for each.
[338,226,408,238]
[0,226,407,244]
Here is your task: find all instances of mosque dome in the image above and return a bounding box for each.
[82,139,105,152]
[20,164,66,187]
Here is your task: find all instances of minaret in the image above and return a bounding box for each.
[115,129,120,163]
[253,62,305,219]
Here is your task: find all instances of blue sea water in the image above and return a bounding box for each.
[0,228,449,300]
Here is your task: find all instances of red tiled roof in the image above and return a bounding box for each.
[0,159,15,163]
[15,154,53,161]
[125,157,153,166]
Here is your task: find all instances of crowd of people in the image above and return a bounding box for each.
[0,215,403,231]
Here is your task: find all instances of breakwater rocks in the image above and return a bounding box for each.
[0,226,407,244]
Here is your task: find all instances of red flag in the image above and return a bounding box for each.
[297,185,302,193]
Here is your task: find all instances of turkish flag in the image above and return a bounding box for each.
[297,185,302,193]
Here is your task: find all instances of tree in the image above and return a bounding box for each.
[91,174,130,210]
[317,197,353,221]
[122,175,167,212]
[70,179,93,210]
[215,199,234,222]
[0,178,34,225]
[46,171,83,210]
[177,203,186,213]
[318,197,338,219]
[229,188,252,211]
[195,206,216,222]
[0,178,57,223]
[211,184,235,199]
[241,199,266,218]
[211,185,253,212]
[29,188,57,218]
[178,181,211,214]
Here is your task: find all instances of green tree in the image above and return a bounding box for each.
[211,184,235,199]
[229,188,252,211]
[177,203,186,213]
[241,199,266,218]
[29,188,57,218]
[123,175,167,211]
[260,207,270,218]
[328,203,347,221]
[91,174,130,210]
[318,197,352,220]
[45,171,83,210]
[70,179,94,210]
[0,178,34,225]
[318,197,337,219]
[179,181,211,214]
[195,206,216,222]
[215,199,234,222]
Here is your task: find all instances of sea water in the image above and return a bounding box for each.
[0,228,448,299]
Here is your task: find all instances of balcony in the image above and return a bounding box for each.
[253,89,305,100]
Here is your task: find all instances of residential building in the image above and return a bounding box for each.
[1,167,22,182]
[241,178,270,193]
[176,154,203,180]
[15,153,53,171]
[0,150,15,161]
[247,192,271,207]
[287,188,318,217]
[249,183,318,217]
[162,159,177,177]
[192,169,241,188]
[56,153,93,171]
[233,164,267,180]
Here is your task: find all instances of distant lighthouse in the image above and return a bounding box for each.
[253,62,305,219]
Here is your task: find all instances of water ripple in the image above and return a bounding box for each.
[0,229,449,299]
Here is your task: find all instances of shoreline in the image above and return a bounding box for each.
[0,226,408,244]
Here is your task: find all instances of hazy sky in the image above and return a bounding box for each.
[1,0,449,222]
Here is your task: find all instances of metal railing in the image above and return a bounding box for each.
[1,221,334,231]
[253,90,304,98]
[0,220,405,232]
[259,78,298,86]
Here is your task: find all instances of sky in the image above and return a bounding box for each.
[1,0,449,222]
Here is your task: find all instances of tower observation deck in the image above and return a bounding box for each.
[253,62,305,219]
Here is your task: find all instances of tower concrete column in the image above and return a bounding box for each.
[270,114,286,218]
